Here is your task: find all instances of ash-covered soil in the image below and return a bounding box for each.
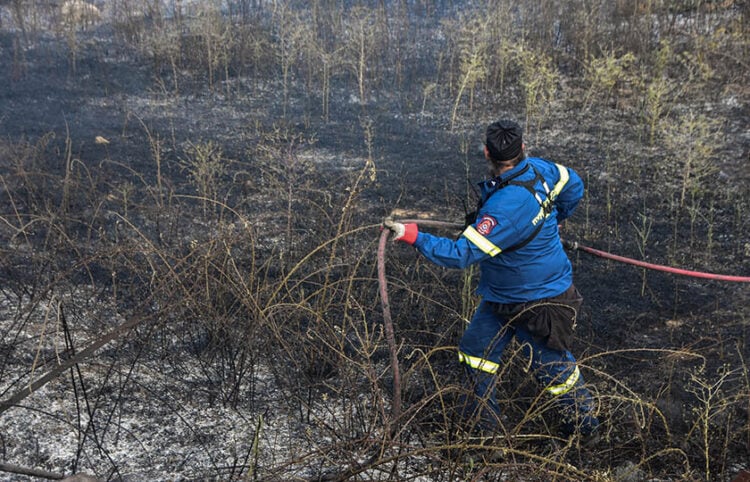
[1,2,749,481]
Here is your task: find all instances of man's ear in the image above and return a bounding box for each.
[484,145,491,160]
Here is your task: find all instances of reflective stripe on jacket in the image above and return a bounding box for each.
[411,157,584,303]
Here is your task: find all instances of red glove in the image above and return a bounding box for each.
[382,217,418,245]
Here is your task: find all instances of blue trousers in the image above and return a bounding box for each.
[458,299,599,436]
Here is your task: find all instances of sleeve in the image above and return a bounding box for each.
[554,165,584,223]
[412,208,523,269]
[412,231,488,269]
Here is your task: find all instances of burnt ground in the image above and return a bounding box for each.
[0,6,749,482]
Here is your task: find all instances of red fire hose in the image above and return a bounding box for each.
[562,240,750,283]
[376,219,748,437]
[385,218,750,282]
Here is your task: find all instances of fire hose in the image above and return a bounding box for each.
[1,221,743,481]
[377,219,750,430]
[377,219,463,430]
[561,240,750,282]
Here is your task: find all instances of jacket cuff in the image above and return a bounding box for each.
[401,223,419,245]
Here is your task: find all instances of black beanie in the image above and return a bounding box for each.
[486,120,523,161]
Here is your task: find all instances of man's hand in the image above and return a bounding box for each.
[382,217,419,245]
[383,217,405,239]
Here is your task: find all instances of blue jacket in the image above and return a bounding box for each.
[412,157,584,304]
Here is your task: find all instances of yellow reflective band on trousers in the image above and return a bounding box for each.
[546,365,580,396]
[463,225,502,257]
[458,351,500,374]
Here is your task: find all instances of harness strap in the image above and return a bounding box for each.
[501,166,552,252]
[463,163,570,256]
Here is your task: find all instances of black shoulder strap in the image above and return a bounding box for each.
[468,164,554,252]
[473,164,531,211]
[502,220,545,253]
[502,166,552,253]
[490,164,531,190]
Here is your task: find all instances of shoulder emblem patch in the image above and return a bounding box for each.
[476,215,498,236]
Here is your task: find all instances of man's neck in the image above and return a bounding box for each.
[492,161,519,177]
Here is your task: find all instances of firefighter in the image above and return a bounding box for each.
[383,119,599,441]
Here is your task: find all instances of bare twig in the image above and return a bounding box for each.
[0,462,64,480]
[0,313,150,415]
